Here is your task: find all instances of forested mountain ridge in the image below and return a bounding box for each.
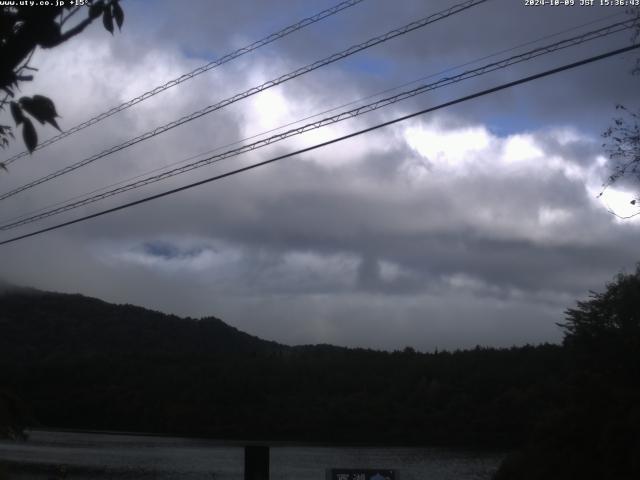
[0,285,564,446]
[0,286,282,359]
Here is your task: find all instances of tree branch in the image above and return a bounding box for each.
[59,5,82,27]
[53,16,94,47]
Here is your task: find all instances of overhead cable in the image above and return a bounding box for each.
[1,0,366,167]
[0,18,635,231]
[1,43,637,247]
[4,9,624,227]
[0,0,489,201]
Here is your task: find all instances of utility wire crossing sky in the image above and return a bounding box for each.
[0,17,635,233]
[1,0,366,167]
[1,42,637,246]
[0,0,488,202]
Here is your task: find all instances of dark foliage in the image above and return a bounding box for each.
[599,7,640,206]
[0,389,30,440]
[0,0,123,159]
[495,266,640,480]
[602,105,640,205]
[0,285,565,447]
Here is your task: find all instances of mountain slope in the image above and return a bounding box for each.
[0,287,283,362]
[0,286,565,445]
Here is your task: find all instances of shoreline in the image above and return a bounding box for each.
[22,428,510,452]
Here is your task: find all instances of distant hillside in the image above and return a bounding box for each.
[0,279,17,292]
[0,287,566,446]
[0,287,283,362]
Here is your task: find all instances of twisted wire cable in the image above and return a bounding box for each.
[1,43,638,247]
[2,0,366,167]
[0,10,626,227]
[1,18,635,232]
[0,0,489,201]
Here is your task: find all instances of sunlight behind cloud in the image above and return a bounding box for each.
[501,134,543,164]
[248,88,292,131]
[404,122,492,171]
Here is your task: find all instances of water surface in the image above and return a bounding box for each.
[0,430,504,479]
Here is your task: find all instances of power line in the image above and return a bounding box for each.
[0,18,634,231]
[1,0,366,167]
[1,43,637,247]
[0,0,489,202]
[3,10,625,227]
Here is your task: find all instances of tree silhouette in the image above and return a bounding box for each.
[562,267,640,341]
[0,390,30,440]
[600,7,640,209]
[495,266,640,480]
[0,0,124,438]
[0,0,124,167]
[560,265,640,381]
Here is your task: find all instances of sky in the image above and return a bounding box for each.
[0,0,639,351]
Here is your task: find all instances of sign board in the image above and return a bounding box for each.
[328,469,395,480]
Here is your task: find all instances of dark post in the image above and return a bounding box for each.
[244,445,269,480]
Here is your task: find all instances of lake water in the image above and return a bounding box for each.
[0,430,504,479]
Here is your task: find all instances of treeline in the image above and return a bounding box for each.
[495,267,640,480]
[1,286,564,446]
[4,345,567,446]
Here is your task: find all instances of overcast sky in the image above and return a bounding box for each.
[1,0,639,351]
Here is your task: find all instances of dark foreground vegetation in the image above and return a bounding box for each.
[495,267,640,480]
[0,267,638,479]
